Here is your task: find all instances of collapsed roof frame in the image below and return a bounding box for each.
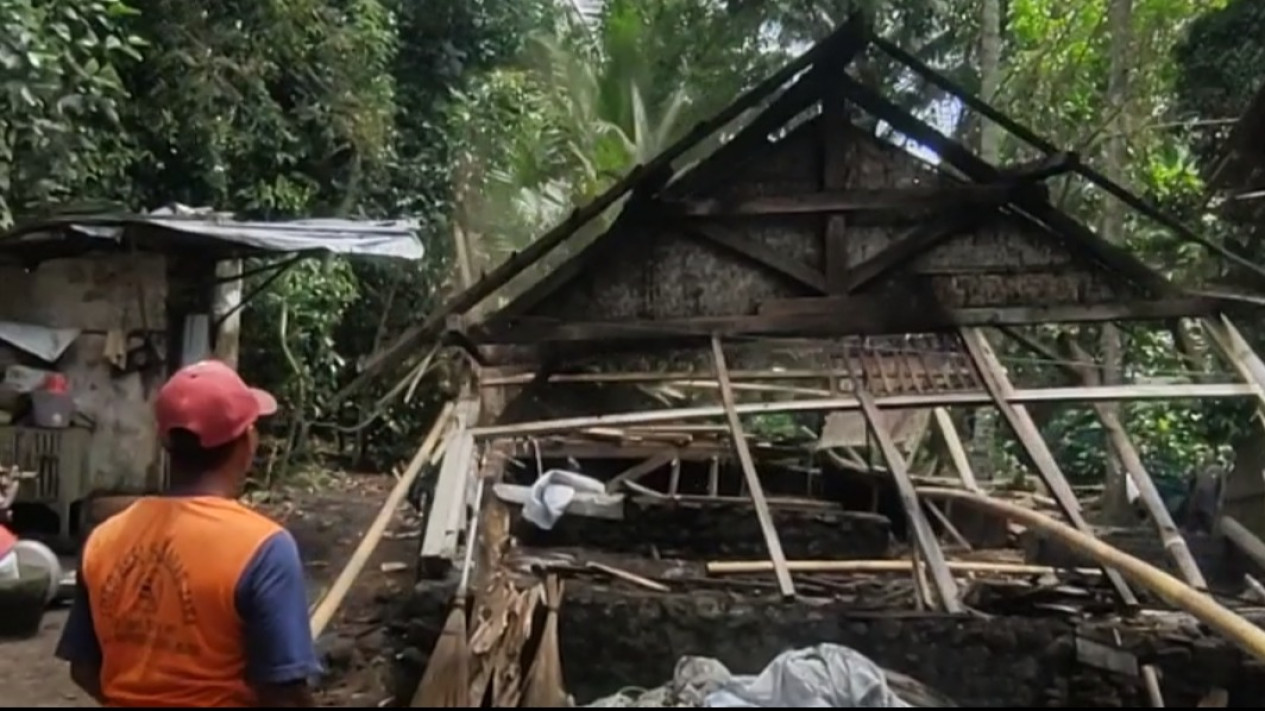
[392,16,1265,662]
[337,13,1265,402]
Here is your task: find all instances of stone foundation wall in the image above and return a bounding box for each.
[391,582,1263,707]
[515,505,891,560]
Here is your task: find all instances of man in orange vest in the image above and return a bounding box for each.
[55,360,320,707]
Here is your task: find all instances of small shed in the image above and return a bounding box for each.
[0,206,423,538]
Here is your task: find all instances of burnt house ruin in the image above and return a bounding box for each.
[373,15,1265,708]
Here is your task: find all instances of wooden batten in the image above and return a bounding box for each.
[471,382,1256,440]
[855,387,962,612]
[711,336,796,598]
[1053,334,1209,590]
[958,327,1139,606]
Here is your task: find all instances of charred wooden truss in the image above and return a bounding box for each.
[393,14,1265,676]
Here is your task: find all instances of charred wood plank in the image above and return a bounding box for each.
[476,298,1219,344]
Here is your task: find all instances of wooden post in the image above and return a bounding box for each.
[958,327,1138,606]
[932,407,981,492]
[1198,315,1265,540]
[711,335,796,598]
[855,388,962,611]
[1053,334,1209,590]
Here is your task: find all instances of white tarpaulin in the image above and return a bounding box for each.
[588,645,939,708]
[703,645,911,708]
[0,321,79,362]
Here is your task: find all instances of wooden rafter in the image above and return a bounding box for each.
[328,15,873,406]
[688,223,827,293]
[835,212,979,294]
[958,327,1138,606]
[855,387,962,611]
[870,33,1265,284]
[711,335,795,597]
[835,74,1178,298]
[1006,329,1209,589]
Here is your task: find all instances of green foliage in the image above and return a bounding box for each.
[0,0,143,224]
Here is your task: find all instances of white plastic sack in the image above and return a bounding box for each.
[522,469,607,530]
[586,645,914,708]
[704,644,911,708]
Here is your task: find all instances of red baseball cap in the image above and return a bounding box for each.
[155,360,277,448]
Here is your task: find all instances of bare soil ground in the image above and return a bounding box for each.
[0,473,415,707]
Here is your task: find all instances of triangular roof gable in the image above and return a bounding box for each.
[481,23,1185,334]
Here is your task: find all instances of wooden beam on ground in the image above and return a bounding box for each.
[470,382,1257,439]
[420,398,482,577]
[605,450,678,494]
[711,335,795,598]
[932,408,981,493]
[958,327,1139,606]
[1052,335,1209,590]
[688,224,827,293]
[479,298,1221,344]
[855,387,962,611]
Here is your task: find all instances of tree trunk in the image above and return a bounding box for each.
[968,0,1004,482]
[1099,0,1134,524]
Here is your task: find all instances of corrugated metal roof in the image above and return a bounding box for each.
[0,207,424,261]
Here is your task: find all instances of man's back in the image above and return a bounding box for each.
[67,496,317,707]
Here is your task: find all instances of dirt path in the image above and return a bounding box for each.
[0,474,417,707]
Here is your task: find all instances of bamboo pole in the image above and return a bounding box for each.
[706,559,1102,576]
[917,488,1265,664]
[309,402,456,638]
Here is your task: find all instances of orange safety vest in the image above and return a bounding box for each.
[81,497,284,707]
